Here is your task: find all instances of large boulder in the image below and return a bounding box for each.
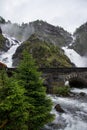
[79,92,86,97]
[55,104,65,113]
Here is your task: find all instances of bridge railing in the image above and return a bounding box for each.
[39,67,87,73]
[7,67,87,74]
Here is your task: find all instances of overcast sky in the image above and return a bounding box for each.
[1,0,87,33]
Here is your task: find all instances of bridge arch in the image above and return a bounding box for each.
[65,73,87,88]
[69,77,87,88]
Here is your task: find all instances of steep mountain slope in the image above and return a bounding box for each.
[0,17,72,47]
[71,22,87,56]
[12,34,72,67]
[1,16,87,67]
[0,16,74,67]
[29,20,72,47]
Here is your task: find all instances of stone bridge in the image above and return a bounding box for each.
[39,68,87,90]
[7,67,87,91]
[65,71,87,88]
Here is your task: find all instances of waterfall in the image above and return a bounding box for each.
[62,46,87,67]
[0,34,21,67]
[62,36,87,67]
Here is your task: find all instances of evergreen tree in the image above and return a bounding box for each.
[16,50,54,130]
[0,69,29,130]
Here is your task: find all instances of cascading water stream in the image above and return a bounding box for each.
[62,35,87,67]
[62,46,87,67]
[43,88,87,130]
[0,34,21,67]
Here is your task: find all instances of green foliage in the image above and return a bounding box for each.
[0,50,54,130]
[53,86,70,96]
[0,69,29,130]
[16,50,54,130]
[14,34,72,67]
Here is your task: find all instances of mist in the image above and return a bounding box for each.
[0,22,35,42]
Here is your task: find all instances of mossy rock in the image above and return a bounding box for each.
[55,104,65,113]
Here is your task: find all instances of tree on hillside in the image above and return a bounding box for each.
[16,50,54,130]
[0,69,29,130]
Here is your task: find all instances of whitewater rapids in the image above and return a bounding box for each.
[43,88,87,130]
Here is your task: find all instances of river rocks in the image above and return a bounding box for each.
[79,92,86,96]
[55,104,65,113]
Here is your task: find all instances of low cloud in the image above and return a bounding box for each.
[0,0,87,33]
[0,23,34,41]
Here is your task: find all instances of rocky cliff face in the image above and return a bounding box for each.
[12,34,73,67]
[0,27,7,51]
[1,16,87,67]
[29,20,72,47]
[71,22,87,56]
[0,18,72,46]
[0,16,6,24]
[0,17,74,67]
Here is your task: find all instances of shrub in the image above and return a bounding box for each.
[53,86,70,96]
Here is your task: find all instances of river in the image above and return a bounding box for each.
[42,88,87,130]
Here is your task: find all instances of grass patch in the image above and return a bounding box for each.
[53,86,70,96]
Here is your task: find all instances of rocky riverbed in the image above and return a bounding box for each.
[42,88,87,130]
